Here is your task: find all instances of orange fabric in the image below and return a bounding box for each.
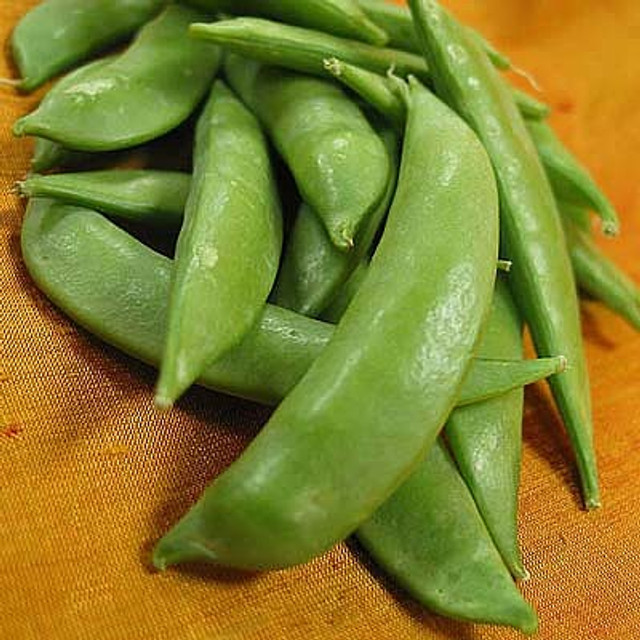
[1,1,640,638]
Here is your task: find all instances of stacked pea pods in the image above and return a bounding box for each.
[8,0,640,634]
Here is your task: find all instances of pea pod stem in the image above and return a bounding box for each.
[408,0,600,509]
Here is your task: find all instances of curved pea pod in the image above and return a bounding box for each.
[155,81,283,407]
[191,18,428,81]
[446,276,529,579]
[563,212,640,331]
[274,127,398,315]
[152,78,499,570]
[21,199,561,408]
[19,170,190,231]
[9,0,166,92]
[409,0,600,509]
[357,440,537,633]
[13,5,221,152]
[527,119,619,235]
[185,0,387,45]
[225,56,390,250]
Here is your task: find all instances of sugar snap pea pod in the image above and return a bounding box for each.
[357,440,537,633]
[19,171,190,231]
[561,201,591,233]
[21,198,562,408]
[152,77,499,571]
[273,127,398,315]
[31,138,95,174]
[9,0,166,92]
[356,0,511,70]
[225,56,390,250]
[13,5,221,152]
[320,261,369,323]
[155,81,282,408]
[191,18,429,81]
[185,0,388,45]
[563,213,640,331]
[445,276,529,579]
[526,118,619,235]
[409,0,600,509]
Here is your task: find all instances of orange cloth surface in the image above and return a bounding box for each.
[1,1,640,638]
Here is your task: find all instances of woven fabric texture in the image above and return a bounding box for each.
[1,1,639,638]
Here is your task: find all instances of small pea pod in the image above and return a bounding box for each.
[527,118,620,235]
[409,0,600,509]
[21,199,562,410]
[155,81,282,407]
[563,211,640,331]
[445,276,529,579]
[9,0,166,92]
[185,0,388,45]
[14,5,221,151]
[274,127,398,315]
[152,78,499,570]
[225,55,390,249]
[357,440,537,633]
[19,170,190,231]
[191,18,428,81]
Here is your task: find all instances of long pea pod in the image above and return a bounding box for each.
[21,199,563,415]
[13,5,221,152]
[191,18,428,81]
[526,119,620,235]
[152,78,499,570]
[19,170,190,231]
[156,81,282,408]
[408,0,600,509]
[357,440,537,633]
[563,212,640,331]
[445,276,528,579]
[9,0,166,92]
[274,127,399,316]
[184,0,388,45]
[225,56,390,249]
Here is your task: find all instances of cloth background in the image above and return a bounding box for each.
[1,1,639,638]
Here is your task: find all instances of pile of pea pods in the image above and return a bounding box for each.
[9,0,640,634]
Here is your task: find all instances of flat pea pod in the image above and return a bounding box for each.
[357,0,511,70]
[445,276,528,579]
[156,81,283,407]
[21,199,562,410]
[9,0,166,92]
[409,0,600,509]
[225,55,390,250]
[357,440,537,633]
[526,118,620,235]
[185,0,388,45]
[191,17,428,81]
[563,211,640,331]
[13,5,221,152]
[19,170,190,231]
[152,77,500,571]
[274,127,399,316]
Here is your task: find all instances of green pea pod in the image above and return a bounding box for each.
[185,0,388,45]
[155,81,282,407]
[21,198,563,410]
[152,78,499,571]
[19,170,190,231]
[9,0,166,92]
[357,440,537,633]
[320,260,369,322]
[225,56,390,250]
[563,213,640,331]
[526,119,620,235]
[274,127,398,315]
[191,17,428,81]
[356,0,511,70]
[514,89,551,120]
[31,138,95,174]
[561,202,591,233]
[14,5,221,152]
[445,276,528,579]
[409,0,600,509]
